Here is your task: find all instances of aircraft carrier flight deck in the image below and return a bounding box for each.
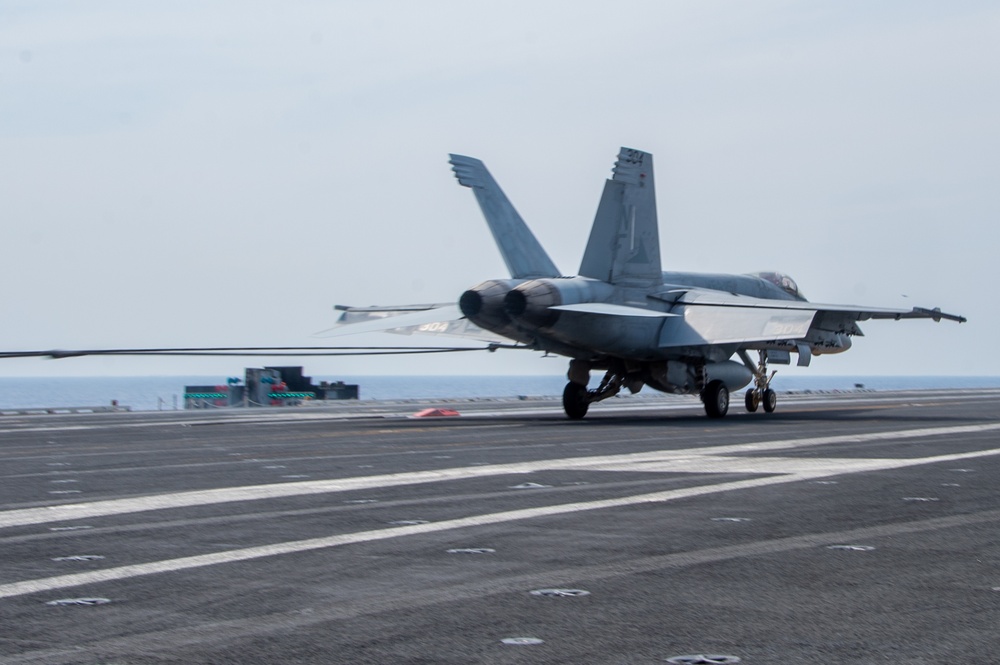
[2,388,999,664]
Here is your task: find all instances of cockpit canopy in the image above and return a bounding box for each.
[751,271,805,300]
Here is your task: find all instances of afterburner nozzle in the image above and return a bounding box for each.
[458,290,484,317]
[459,279,519,330]
[504,279,561,330]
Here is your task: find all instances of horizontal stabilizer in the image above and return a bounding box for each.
[317,304,462,337]
[449,154,560,279]
[321,304,509,344]
[549,303,678,318]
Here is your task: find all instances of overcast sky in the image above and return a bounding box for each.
[2,1,996,378]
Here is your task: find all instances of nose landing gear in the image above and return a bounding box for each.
[740,350,778,414]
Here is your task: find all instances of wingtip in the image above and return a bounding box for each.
[913,306,966,324]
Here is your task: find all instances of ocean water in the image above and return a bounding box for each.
[0,375,997,412]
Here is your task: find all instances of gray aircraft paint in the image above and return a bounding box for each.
[331,148,964,419]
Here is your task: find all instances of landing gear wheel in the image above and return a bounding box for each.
[703,380,729,418]
[562,382,590,420]
[738,350,780,416]
[762,388,777,413]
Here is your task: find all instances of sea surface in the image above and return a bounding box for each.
[0,375,997,412]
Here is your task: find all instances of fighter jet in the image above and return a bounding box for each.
[331,148,965,419]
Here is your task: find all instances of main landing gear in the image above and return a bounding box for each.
[562,382,590,419]
[562,365,624,420]
[741,350,777,414]
[701,380,730,418]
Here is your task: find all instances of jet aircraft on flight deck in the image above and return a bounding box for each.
[330,147,966,419]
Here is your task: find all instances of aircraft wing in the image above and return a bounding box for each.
[657,289,965,347]
[318,304,510,344]
[672,291,966,321]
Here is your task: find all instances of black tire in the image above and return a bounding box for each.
[704,380,729,418]
[745,389,759,413]
[762,388,777,413]
[562,382,590,420]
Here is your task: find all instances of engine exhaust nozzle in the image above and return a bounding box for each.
[504,280,561,330]
[459,279,519,330]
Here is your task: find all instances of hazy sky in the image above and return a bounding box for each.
[2,1,996,378]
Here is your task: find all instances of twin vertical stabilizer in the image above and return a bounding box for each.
[451,147,662,287]
[579,148,662,286]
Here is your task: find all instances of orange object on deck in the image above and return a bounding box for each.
[411,408,461,418]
